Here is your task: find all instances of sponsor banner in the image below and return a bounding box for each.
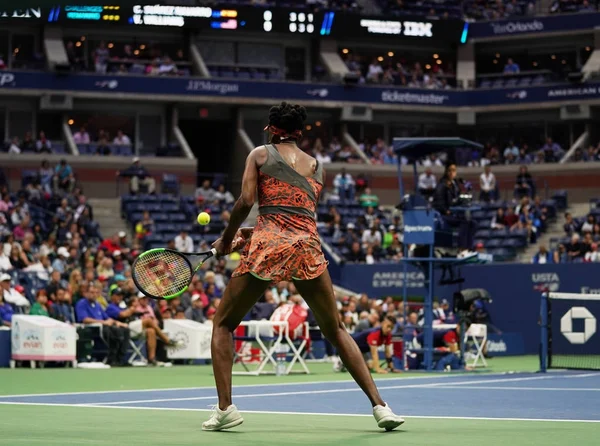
[469,12,600,39]
[164,319,212,359]
[11,315,76,361]
[335,262,600,354]
[4,71,600,108]
[486,333,525,356]
[402,210,435,245]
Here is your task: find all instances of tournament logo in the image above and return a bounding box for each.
[51,330,68,350]
[0,73,16,87]
[306,88,328,98]
[531,272,560,292]
[169,331,189,351]
[22,329,42,349]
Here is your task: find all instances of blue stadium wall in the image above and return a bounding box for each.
[337,262,600,355]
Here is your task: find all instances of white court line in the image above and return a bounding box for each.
[0,371,527,399]
[0,401,598,424]
[87,373,597,406]
[445,386,600,392]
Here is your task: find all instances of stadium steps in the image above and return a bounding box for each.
[518,202,589,262]
[88,198,129,240]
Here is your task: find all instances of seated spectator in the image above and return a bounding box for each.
[8,137,21,154]
[567,233,587,261]
[75,283,130,366]
[553,243,568,264]
[113,130,131,146]
[185,293,206,323]
[347,241,366,263]
[504,141,519,160]
[119,157,156,195]
[418,167,437,199]
[503,207,519,228]
[146,59,160,75]
[541,137,564,163]
[35,131,52,153]
[514,165,535,198]
[359,188,379,208]
[585,243,599,262]
[532,245,553,264]
[0,241,11,271]
[53,159,76,193]
[38,160,54,194]
[0,290,13,326]
[96,258,115,280]
[73,127,91,144]
[0,273,30,308]
[135,210,154,240]
[213,184,234,205]
[30,289,50,316]
[333,168,355,201]
[94,41,109,74]
[21,132,35,152]
[50,288,74,323]
[159,56,178,75]
[479,165,497,203]
[95,137,111,156]
[503,58,520,74]
[563,212,579,235]
[175,229,194,253]
[196,179,216,203]
[361,225,382,250]
[581,214,596,233]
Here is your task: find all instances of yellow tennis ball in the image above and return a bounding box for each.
[197,212,210,225]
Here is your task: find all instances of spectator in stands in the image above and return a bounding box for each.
[38,160,54,194]
[8,137,20,154]
[21,132,35,152]
[418,167,437,200]
[514,165,535,198]
[585,243,599,262]
[581,214,596,233]
[214,184,234,205]
[120,158,156,195]
[541,137,564,162]
[51,246,70,275]
[94,41,110,74]
[185,293,206,323]
[0,241,11,271]
[563,212,579,235]
[0,273,30,309]
[35,131,52,154]
[175,229,194,253]
[0,290,13,326]
[532,244,553,264]
[146,59,161,76]
[359,188,379,208]
[76,282,130,367]
[29,289,50,316]
[73,127,90,144]
[347,241,366,263]
[333,168,355,201]
[135,211,154,240]
[585,145,599,161]
[196,179,216,203]
[113,130,131,146]
[159,56,178,75]
[479,165,497,203]
[366,58,383,83]
[567,233,586,261]
[53,159,76,193]
[503,58,520,74]
[361,225,382,250]
[504,141,519,161]
[95,136,111,156]
[553,243,568,264]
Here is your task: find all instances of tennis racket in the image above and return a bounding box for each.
[132,248,217,300]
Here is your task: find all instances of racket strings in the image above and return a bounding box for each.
[134,250,192,298]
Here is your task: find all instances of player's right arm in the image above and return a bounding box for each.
[214,146,267,254]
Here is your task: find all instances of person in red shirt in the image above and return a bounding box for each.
[350,316,399,374]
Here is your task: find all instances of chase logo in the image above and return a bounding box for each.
[560,306,596,344]
[532,272,560,292]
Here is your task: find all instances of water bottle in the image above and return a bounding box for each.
[275,345,287,376]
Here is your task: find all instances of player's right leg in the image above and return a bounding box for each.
[203,273,271,431]
[294,269,405,431]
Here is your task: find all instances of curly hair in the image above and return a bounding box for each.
[267,101,307,135]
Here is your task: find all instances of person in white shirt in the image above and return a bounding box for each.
[418,168,437,199]
[333,169,355,201]
[8,137,21,154]
[479,165,497,202]
[159,57,177,75]
[73,127,91,144]
[315,148,332,164]
[366,59,383,83]
[214,184,235,205]
[174,230,194,253]
[361,226,381,249]
[422,154,443,167]
[503,142,519,160]
[0,242,12,271]
[0,273,30,308]
[532,245,552,264]
[585,243,599,262]
[113,130,131,146]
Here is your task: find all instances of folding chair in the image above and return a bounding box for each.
[128,334,147,366]
[464,323,487,368]
[232,320,310,375]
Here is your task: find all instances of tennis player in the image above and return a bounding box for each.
[203,102,404,431]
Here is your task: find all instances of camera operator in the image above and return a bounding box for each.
[432,162,475,251]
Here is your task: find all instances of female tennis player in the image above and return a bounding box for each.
[203,102,404,432]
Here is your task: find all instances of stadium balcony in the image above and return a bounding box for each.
[477,70,554,89]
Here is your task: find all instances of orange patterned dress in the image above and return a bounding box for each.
[233,144,328,282]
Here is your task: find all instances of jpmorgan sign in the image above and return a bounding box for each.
[560,306,596,344]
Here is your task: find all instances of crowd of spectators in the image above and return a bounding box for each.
[73,126,132,156]
[533,210,600,263]
[3,131,56,154]
[299,136,364,164]
[550,0,598,14]
[571,143,600,162]
[65,39,191,77]
[344,55,455,89]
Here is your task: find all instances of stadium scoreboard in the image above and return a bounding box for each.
[1,5,463,42]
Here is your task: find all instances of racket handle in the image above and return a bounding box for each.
[209,248,217,257]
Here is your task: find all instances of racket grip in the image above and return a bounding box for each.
[209,248,217,257]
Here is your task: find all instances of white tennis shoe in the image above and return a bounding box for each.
[202,404,244,431]
[373,403,405,431]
